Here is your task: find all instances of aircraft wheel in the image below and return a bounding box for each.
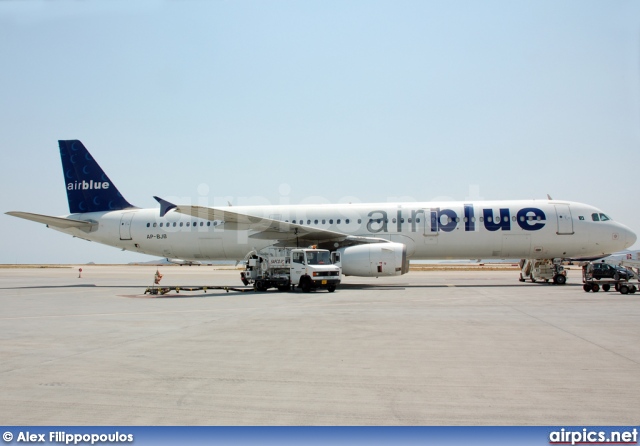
[583,284,591,292]
[602,284,610,292]
[591,283,600,292]
[553,274,567,285]
[619,285,629,295]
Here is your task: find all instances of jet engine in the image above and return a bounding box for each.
[338,242,409,277]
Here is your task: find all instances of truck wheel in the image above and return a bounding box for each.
[518,274,525,283]
[530,274,537,283]
[255,280,267,292]
[619,285,629,295]
[630,285,637,294]
[277,284,290,292]
[301,279,311,293]
[327,285,336,292]
[602,284,610,292]
[553,274,566,285]
[591,283,600,292]
[583,284,591,292]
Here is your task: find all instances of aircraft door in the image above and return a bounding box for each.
[423,208,438,245]
[555,205,574,235]
[119,212,135,240]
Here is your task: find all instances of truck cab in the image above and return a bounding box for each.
[290,248,341,292]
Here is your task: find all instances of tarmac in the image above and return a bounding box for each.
[0,265,638,425]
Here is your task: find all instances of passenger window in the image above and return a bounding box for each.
[314,219,318,224]
[592,213,600,221]
[346,219,350,224]
[180,222,183,227]
[329,219,333,224]
[337,219,341,224]
[173,222,177,227]
[186,222,190,227]
[307,220,311,225]
[146,223,150,227]
[322,219,326,224]
[159,223,163,227]
[357,219,361,224]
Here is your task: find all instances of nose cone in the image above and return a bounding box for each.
[624,226,637,249]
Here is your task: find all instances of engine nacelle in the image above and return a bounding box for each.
[338,242,409,277]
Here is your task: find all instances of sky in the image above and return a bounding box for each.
[1,0,639,264]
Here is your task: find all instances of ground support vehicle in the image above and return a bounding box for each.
[240,247,341,292]
[518,259,567,285]
[582,260,639,294]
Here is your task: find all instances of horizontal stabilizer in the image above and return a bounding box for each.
[5,211,94,229]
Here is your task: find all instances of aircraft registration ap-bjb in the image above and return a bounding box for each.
[7,140,637,284]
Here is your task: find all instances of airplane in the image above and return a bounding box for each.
[166,258,202,266]
[6,140,637,284]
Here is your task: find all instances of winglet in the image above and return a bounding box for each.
[547,194,553,200]
[153,196,177,217]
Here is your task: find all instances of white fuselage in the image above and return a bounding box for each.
[53,199,636,262]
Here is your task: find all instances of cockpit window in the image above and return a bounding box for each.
[591,213,599,222]
[599,213,610,221]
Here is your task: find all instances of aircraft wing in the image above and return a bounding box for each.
[174,204,344,242]
[5,211,94,229]
[170,203,389,247]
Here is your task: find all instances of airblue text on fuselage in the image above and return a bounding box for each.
[366,207,546,233]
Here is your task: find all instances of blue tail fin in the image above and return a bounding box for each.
[59,140,135,214]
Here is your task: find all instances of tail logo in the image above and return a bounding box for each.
[67,180,111,191]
